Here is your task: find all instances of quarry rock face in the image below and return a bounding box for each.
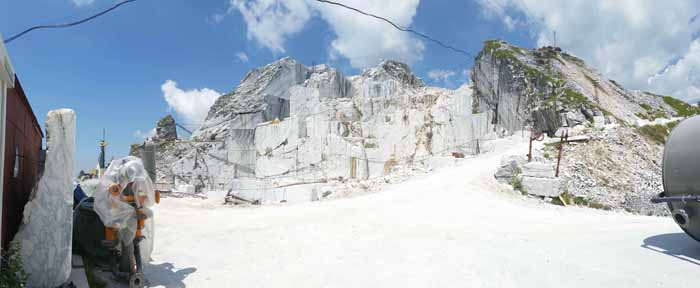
[13,109,75,287]
[193,57,310,141]
[153,57,496,200]
[146,40,695,213]
[472,41,677,136]
[155,114,177,141]
[476,40,699,215]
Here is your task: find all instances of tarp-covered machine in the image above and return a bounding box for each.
[74,156,159,288]
[651,116,700,241]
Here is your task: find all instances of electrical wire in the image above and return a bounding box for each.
[3,0,139,44]
[314,0,473,58]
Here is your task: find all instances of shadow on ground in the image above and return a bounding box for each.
[144,262,197,288]
[642,233,700,266]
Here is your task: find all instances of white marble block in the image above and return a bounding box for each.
[13,109,75,287]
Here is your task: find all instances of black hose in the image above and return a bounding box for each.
[650,194,700,204]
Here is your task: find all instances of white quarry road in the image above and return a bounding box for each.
[145,136,698,288]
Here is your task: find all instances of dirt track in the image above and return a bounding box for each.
[146,136,697,288]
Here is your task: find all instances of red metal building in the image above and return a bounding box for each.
[1,77,43,249]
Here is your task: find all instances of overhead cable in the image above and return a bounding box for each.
[3,0,138,44]
[314,0,473,58]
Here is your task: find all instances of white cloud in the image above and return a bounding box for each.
[236,52,249,63]
[224,0,424,68]
[476,0,700,102]
[502,15,521,31]
[462,68,471,78]
[72,0,94,6]
[208,13,226,24]
[462,69,472,85]
[161,80,221,124]
[649,39,700,103]
[476,0,509,18]
[426,69,471,88]
[230,0,312,53]
[134,128,156,140]
[312,0,424,68]
[428,69,456,83]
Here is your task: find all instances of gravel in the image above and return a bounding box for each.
[556,125,668,216]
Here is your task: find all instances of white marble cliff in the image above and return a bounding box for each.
[152,58,495,203]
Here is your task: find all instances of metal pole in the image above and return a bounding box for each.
[350,157,357,179]
[555,131,567,177]
[651,194,700,204]
[528,131,533,162]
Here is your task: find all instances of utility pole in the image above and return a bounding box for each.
[553,30,557,47]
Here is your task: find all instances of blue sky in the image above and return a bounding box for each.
[1,0,699,173]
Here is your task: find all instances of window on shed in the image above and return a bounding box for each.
[13,145,20,178]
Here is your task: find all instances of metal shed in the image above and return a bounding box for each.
[0,36,44,249]
[1,77,44,249]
